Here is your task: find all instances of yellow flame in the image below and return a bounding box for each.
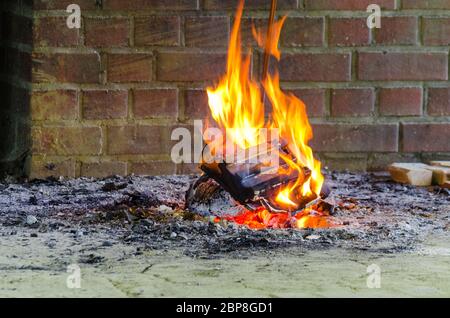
[252,16,287,61]
[263,73,324,197]
[206,0,324,210]
[275,188,297,208]
[206,0,264,149]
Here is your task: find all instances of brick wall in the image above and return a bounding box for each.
[10,0,450,177]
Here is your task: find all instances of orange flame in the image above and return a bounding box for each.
[252,16,287,61]
[206,0,325,228]
[206,0,265,150]
[223,207,330,230]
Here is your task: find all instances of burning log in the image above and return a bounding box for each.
[185,172,334,228]
[185,174,244,217]
[186,138,334,228]
[199,139,331,214]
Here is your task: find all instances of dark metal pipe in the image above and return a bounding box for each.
[261,0,278,82]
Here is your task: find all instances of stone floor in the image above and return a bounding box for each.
[0,172,449,297]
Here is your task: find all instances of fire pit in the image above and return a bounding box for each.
[184,1,334,229]
[0,0,447,257]
[1,172,449,258]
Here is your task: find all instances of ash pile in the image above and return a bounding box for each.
[0,173,449,257]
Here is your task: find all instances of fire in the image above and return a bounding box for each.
[275,187,297,208]
[223,207,330,230]
[205,0,326,229]
[206,0,264,150]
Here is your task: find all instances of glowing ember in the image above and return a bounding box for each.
[221,207,330,230]
[204,0,328,229]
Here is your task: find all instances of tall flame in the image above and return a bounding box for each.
[206,0,324,214]
[206,0,264,149]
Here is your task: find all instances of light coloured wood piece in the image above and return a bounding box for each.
[388,163,433,186]
[430,161,450,168]
[423,165,450,185]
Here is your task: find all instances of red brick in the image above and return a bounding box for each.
[403,123,450,152]
[423,18,450,46]
[168,124,200,154]
[402,0,450,9]
[135,16,180,46]
[279,53,351,82]
[32,53,100,83]
[178,163,202,175]
[185,16,230,47]
[33,126,102,155]
[80,161,127,178]
[319,153,368,171]
[368,153,420,171]
[204,0,297,10]
[85,18,129,47]
[281,17,324,47]
[242,16,320,48]
[133,89,178,118]
[329,18,369,47]
[331,88,375,117]
[107,125,167,155]
[157,52,226,82]
[374,17,418,45]
[104,0,198,10]
[288,89,327,117]
[428,87,450,116]
[107,54,152,83]
[184,89,210,119]
[129,162,177,175]
[33,0,100,10]
[242,16,323,48]
[31,90,78,121]
[83,90,128,119]
[240,18,268,46]
[358,52,448,81]
[305,0,395,9]
[34,17,80,47]
[310,124,399,152]
[30,158,76,179]
[379,88,423,116]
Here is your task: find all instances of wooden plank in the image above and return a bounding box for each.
[388,163,433,186]
[423,165,450,185]
[442,182,450,189]
[430,161,450,168]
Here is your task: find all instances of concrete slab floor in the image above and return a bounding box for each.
[0,231,449,297]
